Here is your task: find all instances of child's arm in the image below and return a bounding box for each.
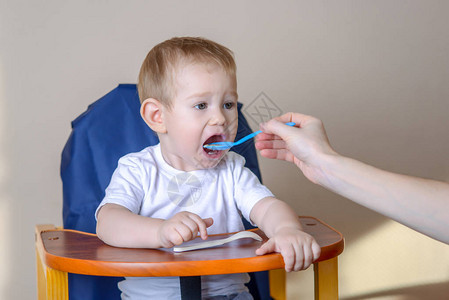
[96,203,213,248]
[250,197,321,272]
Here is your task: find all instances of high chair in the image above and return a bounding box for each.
[36,84,344,299]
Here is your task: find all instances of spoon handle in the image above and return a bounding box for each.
[173,231,262,252]
[233,130,262,146]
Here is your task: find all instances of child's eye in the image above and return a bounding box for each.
[223,102,235,109]
[194,103,207,110]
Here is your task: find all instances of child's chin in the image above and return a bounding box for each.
[197,152,225,168]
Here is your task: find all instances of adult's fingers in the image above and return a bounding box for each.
[255,132,282,142]
[274,112,315,128]
[255,139,288,152]
[258,148,297,163]
[261,119,298,139]
[261,112,319,137]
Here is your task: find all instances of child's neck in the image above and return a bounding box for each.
[158,142,198,172]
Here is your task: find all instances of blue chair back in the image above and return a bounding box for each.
[61,84,270,299]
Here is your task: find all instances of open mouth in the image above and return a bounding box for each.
[203,135,225,156]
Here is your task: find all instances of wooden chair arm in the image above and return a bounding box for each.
[36,217,343,277]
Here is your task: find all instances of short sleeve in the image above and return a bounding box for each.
[230,153,274,224]
[95,155,146,220]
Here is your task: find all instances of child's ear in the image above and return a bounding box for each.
[140,98,167,133]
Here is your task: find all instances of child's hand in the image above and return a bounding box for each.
[255,227,321,272]
[158,211,213,248]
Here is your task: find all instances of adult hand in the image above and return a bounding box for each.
[256,112,337,184]
[256,113,449,245]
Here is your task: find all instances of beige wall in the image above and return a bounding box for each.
[1,1,448,299]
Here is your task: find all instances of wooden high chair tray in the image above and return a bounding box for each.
[36,216,343,277]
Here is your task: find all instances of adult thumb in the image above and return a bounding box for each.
[262,119,296,138]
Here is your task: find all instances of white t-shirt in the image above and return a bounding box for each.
[96,144,274,299]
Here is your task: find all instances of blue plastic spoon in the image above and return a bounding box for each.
[204,122,295,150]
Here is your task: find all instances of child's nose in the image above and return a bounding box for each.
[209,109,226,126]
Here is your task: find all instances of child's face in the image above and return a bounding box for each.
[159,62,238,171]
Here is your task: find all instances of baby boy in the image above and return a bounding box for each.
[96,37,320,299]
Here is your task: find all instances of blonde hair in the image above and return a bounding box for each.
[138,37,236,106]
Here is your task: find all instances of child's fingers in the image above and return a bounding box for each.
[281,244,297,272]
[294,240,321,271]
[166,213,201,243]
[184,213,212,240]
[286,242,301,272]
[185,215,205,240]
[300,244,313,271]
[165,228,184,246]
[203,217,214,228]
[312,241,321,261]
[197,217,213,240]
[256,239,299,272]
[255,231,321,272]
[173,224,196,244]
[255,239,275,256]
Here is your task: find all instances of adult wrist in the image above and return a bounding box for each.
[309,151,343,188]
